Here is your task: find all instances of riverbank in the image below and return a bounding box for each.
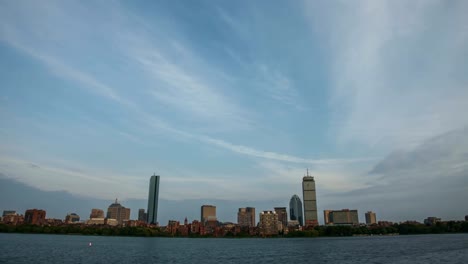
[1,221,467,238]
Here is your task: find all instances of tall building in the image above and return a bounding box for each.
[107,199,131,225]
[237,207,256,227]
[365,211,377,225]
[274,207,288,228]
[259,211,278,236]
[289,194,303,226]
[201,205,216,223]
[24,209,46,225]
[302,171,318,226]
[324,209,359,225]
[147,174,160,225]
[138,209,147,222]
[90,209,104,219]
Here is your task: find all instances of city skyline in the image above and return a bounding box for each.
[1,0,468,223]
[1,174,466,226]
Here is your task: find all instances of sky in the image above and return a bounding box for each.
[0,0,468,224]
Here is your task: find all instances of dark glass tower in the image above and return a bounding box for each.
[147,174,160,224]
[289,194,303,226]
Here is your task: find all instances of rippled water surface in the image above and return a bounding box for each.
[1,233,467,263]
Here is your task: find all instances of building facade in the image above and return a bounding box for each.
[323,210,332,225]
[24,209,46,225]
[138,209,147,222]
[107,199,131,225]
[274,207,288,229]
[289,194,303,226]
[2,211,23,225]
[302,172,318,226]
[90,209,104,219]
[259,211,278,236]
[147,174,160,225]
[65,213,80,224]
[324,209,359,225]
[2,210,16,217]
[424,217,441,225]
[365,211,377,225]
[237,207,256,227]
[201,205,217,223]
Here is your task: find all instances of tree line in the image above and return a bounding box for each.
[1,221,467,238]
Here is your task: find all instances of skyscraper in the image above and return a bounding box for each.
[259,211,279,236]
[107,199,130,225]
[302,170,318,226]
[274,207,288,228]
[201,205,217,223]
[147,174,160,225]
[289,194,303,226]
[365,211,377,225]
[237,207,256,227]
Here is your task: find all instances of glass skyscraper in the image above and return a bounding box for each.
[147,174,160,224]
[289,194,303,226]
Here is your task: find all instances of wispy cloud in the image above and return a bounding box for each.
[254,64,306,110]
[0,27,131,107]
[304,0,468,149]
[217,8,306,110]
[131,46,250,127]
[199,136,376,165]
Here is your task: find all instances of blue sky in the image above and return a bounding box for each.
[1,0,468,223]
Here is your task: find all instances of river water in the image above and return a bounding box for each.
[1,233,467,263]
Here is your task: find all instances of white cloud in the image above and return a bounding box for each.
[305,0,468,150]
[200,135,376,165]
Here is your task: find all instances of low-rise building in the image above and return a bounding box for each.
[378,221,393,227]
[24,209,46,225]
[90,209,105,219]
[2,212,24,225]
[87,218,105,225]
[65,213,80,224]
[106,218,118,226]
[46,218,64,226]
[424,217,441,225]
[324,209,359,226]
[138,209,147,223]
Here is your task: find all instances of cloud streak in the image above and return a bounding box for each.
[305,0,468,149]
[200,136,376,165]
